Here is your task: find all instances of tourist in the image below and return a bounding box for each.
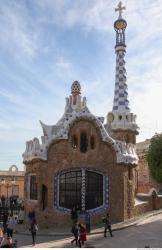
[1,237,17,248]
[0,228,4,247]
[28,209,35,226]
[71,205,79,223]
[103,213,113,237]
[1,196,5,207]
[7,213,16,238]
[30,218,38,246]
[2,212,8,234]
[18,207,25,224]
[71,222,79,246]
[78,223,87,248]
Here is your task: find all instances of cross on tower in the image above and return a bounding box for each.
[115,1,126,19]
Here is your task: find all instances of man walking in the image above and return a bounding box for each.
[103,213,114,237]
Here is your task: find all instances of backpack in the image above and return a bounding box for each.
[33,224,38,232]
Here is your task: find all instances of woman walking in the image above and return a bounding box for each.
[78,224,87,248]
[30,218,38,246]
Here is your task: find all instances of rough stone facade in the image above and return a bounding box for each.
[24,120,137,227]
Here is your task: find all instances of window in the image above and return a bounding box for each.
[59,170,82,209]
[59,170,103,210]
[30,175,38,200]
[85,171,103,209]
[80,132,88,153]
[72,135,78,149]
[90,136,95,149]
[128,167,132,180]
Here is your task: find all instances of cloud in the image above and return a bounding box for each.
[0,1,40,58]
[0,0,162,170]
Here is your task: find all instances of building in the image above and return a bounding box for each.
[136,138,162,193]
[23,3,139,227]
[0,165,24,200]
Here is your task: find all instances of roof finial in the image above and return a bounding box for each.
[115,1,126,19]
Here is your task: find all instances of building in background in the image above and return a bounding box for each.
[0,165,24,201]
[136,138,162,194]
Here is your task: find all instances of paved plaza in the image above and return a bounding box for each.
[4,212,162,248]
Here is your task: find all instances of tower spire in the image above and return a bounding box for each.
[115,1,126,19]
[113,2,128,112]
[107,3,139,143]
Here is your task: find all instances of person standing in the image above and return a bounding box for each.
[28,209,35,226]
[103,213,114,237]
[6,213,16,238]
[2,212,8,234]
[18,207,25,224]
[30,218,38,246]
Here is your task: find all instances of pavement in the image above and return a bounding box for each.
[1,210,162,248]
[16,208,162,236]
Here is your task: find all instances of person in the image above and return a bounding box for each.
[1,196,5,207]
[7,213,16,238]
[78,224,87,248]
[1,236,17,248]
[71,222,79,246]
[28,209,35,226]
[71,205,79,223]
[103,213,114,237]
[0,228,4,247]
[3,212,8,234]
[30,218,38,246]
[18,208,25,224]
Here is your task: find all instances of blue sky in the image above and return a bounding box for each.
[0,0,162,170]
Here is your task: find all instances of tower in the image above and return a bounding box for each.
[107,1,138,144]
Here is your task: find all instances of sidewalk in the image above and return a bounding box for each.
[16,209,162,237]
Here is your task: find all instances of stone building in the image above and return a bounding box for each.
[0,165,24,200]
[136,138,162,193]
[23,3,139,227]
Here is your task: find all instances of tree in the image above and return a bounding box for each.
[147,133,162,183]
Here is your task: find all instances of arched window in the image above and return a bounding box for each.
[80,132,88,153]
[90,136,95,149]
[59,170,103,210]
[30,175,37,200]
[72,135,78,149]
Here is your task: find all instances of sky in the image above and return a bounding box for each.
[0,0,162,170]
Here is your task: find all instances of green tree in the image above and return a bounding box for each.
[147,133,162,183]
